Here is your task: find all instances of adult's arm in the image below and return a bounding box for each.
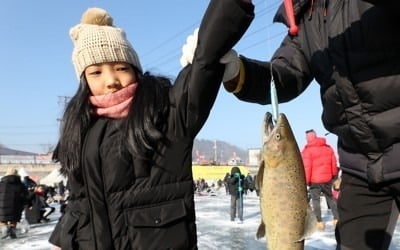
[225,30,314,105]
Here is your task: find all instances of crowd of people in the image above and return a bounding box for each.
[0,168,68,240]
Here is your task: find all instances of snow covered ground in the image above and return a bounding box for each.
[1,188,400,249]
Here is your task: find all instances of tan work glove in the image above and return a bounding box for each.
[180,28,240,82]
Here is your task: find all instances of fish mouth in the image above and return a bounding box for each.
[263,112,276,143]
[262,112,286,142]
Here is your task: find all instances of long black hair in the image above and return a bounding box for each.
[53,69,172,178]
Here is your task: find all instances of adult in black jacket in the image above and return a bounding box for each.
[49,1,254,249]
[219,1,400,249]
[0,168,28,239]
[223,172,231,195]
[22,175,36,192]
[25,185,55,224]
[228,167,245,222]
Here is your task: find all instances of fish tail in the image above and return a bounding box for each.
[296,208,318,242]
[256,220,266,239]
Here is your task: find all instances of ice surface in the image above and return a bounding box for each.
[1,188,399,249]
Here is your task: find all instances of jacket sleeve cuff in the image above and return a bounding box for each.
[223,59,245,93]
[233,60,246,93]
[48,220,62,247]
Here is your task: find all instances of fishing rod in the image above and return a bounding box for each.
[283,0,299,36]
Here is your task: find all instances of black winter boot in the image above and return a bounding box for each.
[9,227,17,239]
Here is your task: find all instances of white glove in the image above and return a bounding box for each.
[220,49,240,82]
[180,28,199,68]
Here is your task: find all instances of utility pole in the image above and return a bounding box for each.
[57,96,70,122]
[213,140,217,164]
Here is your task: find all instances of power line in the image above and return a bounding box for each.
[141,0,281,63]
[141,20,201,59]
[240,30,286,52]
[141,1,281,71]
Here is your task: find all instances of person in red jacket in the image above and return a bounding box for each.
[302,129,339,231]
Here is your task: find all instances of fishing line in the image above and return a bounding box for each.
[267,0,296,125]
[264,0,280,125]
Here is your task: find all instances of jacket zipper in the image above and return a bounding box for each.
[81,133,99,250]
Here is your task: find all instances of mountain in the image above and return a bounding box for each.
[0,140,247,164]
[0,144,36,155]
[192,138,247,165]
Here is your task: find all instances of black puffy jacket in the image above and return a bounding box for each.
[234,0,400,184]
[0,175,28,222]
[49,1,254,249]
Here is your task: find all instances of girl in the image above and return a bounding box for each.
[49,0,254,249]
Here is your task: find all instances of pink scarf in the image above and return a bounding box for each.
[89,83,138,119]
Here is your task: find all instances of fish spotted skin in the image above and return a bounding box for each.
[256,112,312,250]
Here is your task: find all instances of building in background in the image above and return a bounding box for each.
[248,148,261,166]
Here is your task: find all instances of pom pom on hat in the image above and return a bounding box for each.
[70,7,142,80]
[81,7,113,26]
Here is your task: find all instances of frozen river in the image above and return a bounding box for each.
[1,188,400,249]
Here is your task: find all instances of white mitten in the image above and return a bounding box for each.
[180,28,199,67]
[219,49,240,82]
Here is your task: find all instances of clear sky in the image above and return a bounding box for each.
[0,0,337,154]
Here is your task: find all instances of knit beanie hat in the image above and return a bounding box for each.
[231,166,241,175]
[70,7,142,79]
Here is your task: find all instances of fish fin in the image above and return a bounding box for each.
[296,208,318,242]
[256,160,265,189]
[256,220,266,239]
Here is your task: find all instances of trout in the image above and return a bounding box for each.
[256,112,316,250]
